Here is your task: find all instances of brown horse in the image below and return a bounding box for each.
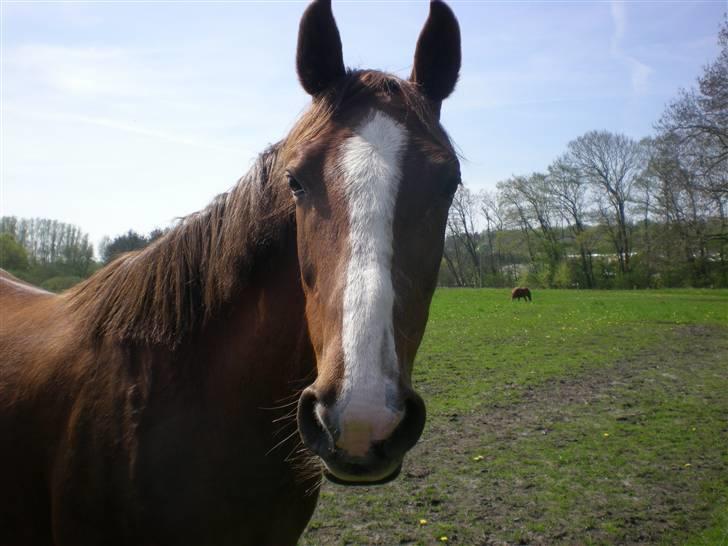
[511,287,533,302]
[0,1,461,545]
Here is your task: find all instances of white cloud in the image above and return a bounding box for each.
[627,57,653,95]
[610,0,653,96]
[610,1,627,51]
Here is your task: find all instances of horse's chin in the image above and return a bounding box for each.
[322,462,402,486]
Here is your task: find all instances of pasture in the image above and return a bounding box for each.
[301,289,728,545]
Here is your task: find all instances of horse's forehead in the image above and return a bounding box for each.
[330,98,454,171]
[339,110,408,164]
[330,106,456,189]
[332,110,407,213]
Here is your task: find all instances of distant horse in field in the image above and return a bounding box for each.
[0,1,461,545]
[511,287,532,302]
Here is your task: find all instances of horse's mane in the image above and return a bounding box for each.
[65,70,449,347]
[65,145,292,345]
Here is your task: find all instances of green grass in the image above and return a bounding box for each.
[301,289,728,545]
[416,289,728,414]
[686,506,728,546]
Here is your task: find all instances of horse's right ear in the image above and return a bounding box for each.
[296,0,346,96]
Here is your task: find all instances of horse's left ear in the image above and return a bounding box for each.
[410,0,461,112]
[296,0,346,96]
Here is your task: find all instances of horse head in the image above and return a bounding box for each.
[286,0,462,485]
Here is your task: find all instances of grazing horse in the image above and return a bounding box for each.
[511,287,533,302]
[0,1,462,545]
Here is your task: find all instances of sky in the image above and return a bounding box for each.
[1,0,725,253]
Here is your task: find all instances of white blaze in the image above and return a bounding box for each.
[337,110,407,455]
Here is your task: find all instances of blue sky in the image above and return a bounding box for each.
[1,0,724,250]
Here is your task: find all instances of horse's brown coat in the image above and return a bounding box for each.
[0,1,462,543]
[511,287,533,302]
[1,233,317,545]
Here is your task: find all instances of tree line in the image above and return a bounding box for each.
[0,217,95,291]
[0,218,166,291]
[441,17,727,289]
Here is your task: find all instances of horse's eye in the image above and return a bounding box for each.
[445,176,461,197]
[287,173,305,197]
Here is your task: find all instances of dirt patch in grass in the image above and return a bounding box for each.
[436,323,721,441]
[301,325,728,545]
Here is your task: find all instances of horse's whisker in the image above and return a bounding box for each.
[265,428,301,456]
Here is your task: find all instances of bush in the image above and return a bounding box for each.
[0,233,29,271]
[40,276,83,293]
[520,266,545,288]
[553,261,578,288]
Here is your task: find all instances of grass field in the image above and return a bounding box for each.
[300,289,728,545]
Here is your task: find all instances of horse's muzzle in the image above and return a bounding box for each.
[296,386,426,484]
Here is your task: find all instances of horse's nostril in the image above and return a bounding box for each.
[380,390,426,459]
[297,388,335,457]
[298,385,426,485]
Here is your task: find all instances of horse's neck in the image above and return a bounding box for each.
[195,232,315,409]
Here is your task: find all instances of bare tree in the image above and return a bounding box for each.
[646,135,716,285]
[445,186,482,286]
[479,190,505,280]
[498,178,536,263]
[547,158,595,287]
[498,174,562,284]
[657,16,728,185]
[654,16,728,284]
[566,130,646,274]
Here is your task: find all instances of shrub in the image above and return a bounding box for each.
[40,276,83,293]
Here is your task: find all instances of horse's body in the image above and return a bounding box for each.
[0,1,462,544]
[511,287,532,302]
[1,218,317,545]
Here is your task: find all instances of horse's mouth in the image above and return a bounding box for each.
[322,461,402,486]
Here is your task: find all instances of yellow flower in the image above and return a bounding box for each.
[684,463,692,467]
[472,455,484,461]
[439,537,448,542]
[418,519,428,525]
[603,432,610,437]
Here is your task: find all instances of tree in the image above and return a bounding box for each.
[547,158,595,287]
[0,216,95,278]
[102,230,150,263]
[444,186,483,286]
[565,131,646,276]
[498,173,562,286]
[148,228,167,242]
[645,135,717,286]
[0,233,29,272]
[657,16,728,187]
[655,16,728,285]
[479,190,510,284]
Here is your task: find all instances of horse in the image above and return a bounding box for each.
[511,287,533,302]
[0,1,462,544]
